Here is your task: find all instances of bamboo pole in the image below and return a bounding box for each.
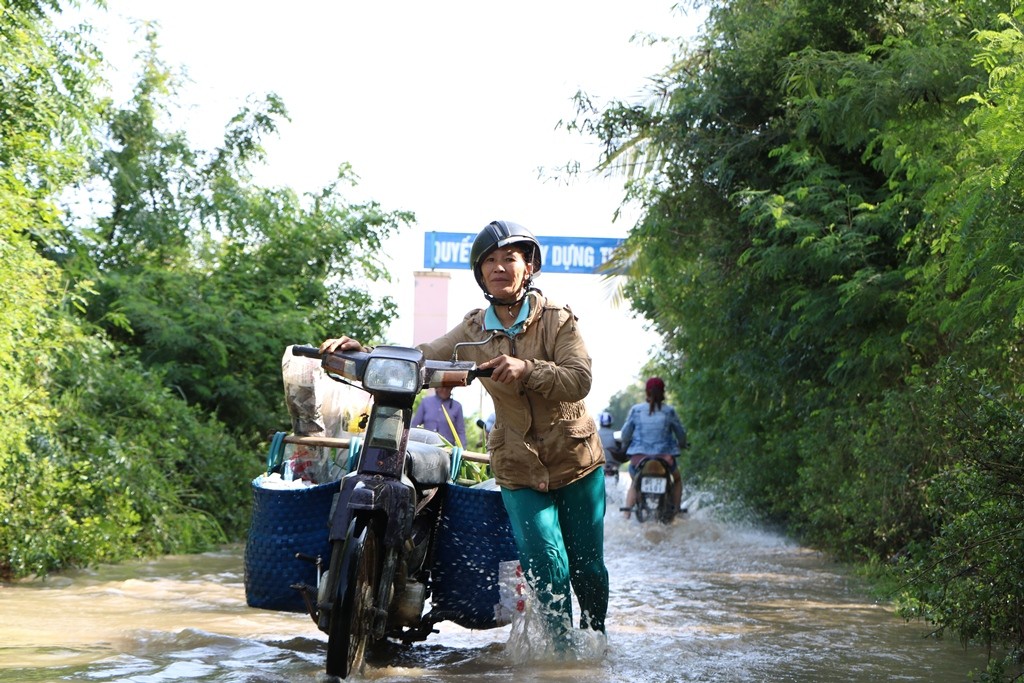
[279,433,491,464]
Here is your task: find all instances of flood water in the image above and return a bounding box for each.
[0,476,993,683]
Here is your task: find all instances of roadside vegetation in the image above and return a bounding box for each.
[1,1,408,578]
[2,0,1022,679]
[579,1,1024,678]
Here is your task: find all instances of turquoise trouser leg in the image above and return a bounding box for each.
[501,468,609,635]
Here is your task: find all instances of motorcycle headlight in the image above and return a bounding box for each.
[364,357,420,393]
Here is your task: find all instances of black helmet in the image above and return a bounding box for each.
[470,220,542,297]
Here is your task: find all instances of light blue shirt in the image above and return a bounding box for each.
[620,403,687,456]
[484,298,531,335]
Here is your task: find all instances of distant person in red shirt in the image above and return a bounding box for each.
[411,385,467,447]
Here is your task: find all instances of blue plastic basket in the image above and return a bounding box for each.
[243,478,340,612]
[430,483,520,629]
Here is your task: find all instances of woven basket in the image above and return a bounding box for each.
[243,478,340,612]
[430,483,520,629]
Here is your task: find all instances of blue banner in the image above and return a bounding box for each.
[423,231,624,275]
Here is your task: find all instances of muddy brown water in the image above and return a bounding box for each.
[0,478,990,682]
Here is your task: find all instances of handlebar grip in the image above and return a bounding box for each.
[472,368,494,379]
[291,344,322,358]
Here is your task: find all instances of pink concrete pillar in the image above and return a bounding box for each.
[413,270,450,345]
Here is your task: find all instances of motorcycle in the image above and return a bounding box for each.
[621,456,684,524]
[287,342,512,679]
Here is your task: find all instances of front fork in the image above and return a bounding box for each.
[372,546,399,639]
[313,519,358,632]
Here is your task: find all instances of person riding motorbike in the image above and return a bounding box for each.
[598,410,624,476]
[620,377,688,520]
[319,220,609,648]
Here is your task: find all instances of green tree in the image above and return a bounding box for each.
[603,382,644,430]
[61,29,411,439]
[581,0,1024,672]
[892,9,1024,674]
[1,5,411,578]
[0,0,105,577]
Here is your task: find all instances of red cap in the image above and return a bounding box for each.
[646,377,665,394]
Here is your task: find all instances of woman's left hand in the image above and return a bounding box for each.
[479,354,528,384]
[319,336,365,354]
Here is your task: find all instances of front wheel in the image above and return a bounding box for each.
[326,521,380,678]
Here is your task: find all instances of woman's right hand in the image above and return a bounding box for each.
[320,336,365,354]
[478,353,528,384]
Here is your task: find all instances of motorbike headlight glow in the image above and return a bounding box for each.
[363,357,420,393]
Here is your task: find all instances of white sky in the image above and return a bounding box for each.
[63,1,704,417]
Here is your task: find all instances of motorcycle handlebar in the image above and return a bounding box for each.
[290,344,494,381]
[291,344,321,359]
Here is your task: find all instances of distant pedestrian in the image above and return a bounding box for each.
[411,385,467,447]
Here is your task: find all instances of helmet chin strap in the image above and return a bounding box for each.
[483,281,537,307]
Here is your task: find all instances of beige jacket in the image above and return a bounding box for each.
[417,291,605,492]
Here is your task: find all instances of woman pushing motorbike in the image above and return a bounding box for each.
[319,220,609,650]
[620,376,688,520]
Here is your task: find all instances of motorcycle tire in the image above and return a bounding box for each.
[657,490,677,524]
[633,459,676,524]
[636,489,657,523]
[634,474,666,524]
[325,520,380,679]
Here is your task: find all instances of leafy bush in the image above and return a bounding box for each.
[895,367,1024,676]
[0,337,255,579]
[793,380,949,562]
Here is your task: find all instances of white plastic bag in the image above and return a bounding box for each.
[281,346,324,436]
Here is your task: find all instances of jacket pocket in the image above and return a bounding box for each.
[559,416,601,469]
[561,415,596,439]
[487,426,506,451]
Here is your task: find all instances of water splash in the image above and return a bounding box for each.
[503,580,607,667]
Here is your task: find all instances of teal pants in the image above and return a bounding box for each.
[500,467,609,634]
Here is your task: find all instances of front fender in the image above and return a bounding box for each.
[329,474,414,548]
